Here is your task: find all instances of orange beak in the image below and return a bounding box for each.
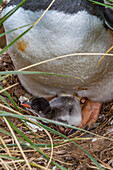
[21,102,31,108]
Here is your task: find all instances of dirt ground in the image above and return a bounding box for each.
[0,1,113,170]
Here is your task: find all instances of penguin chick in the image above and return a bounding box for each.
[22,96,81,126]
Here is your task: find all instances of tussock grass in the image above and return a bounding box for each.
[0,0,113,169]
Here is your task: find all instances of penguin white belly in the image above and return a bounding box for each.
[2,7,113,99]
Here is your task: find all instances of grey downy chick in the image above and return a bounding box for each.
[22,97,81,126]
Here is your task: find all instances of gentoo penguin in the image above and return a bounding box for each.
[1,0,113,130]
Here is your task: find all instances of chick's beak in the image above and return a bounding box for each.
[21,102,32,108]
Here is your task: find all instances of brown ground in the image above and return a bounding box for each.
[0,2,113,170]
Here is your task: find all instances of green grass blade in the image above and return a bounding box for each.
[0,154,19,160]
[89,0,113,9]
[0,75,9,81]
[0,86,20,112]
[105,0,113,3]
[6,118,38,146]
[0,23,33,37]
[0,143,59,148]
[0,70,83,81]
[0,95,11,108]
[0,7,17,26]
[0,127,31,144]
[0,128,13,137]
[0,0,28,26]
[0,112,106,138]
[0,0,2,6]
[0,25,32,55]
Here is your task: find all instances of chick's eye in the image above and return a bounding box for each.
[32,105,37,110]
